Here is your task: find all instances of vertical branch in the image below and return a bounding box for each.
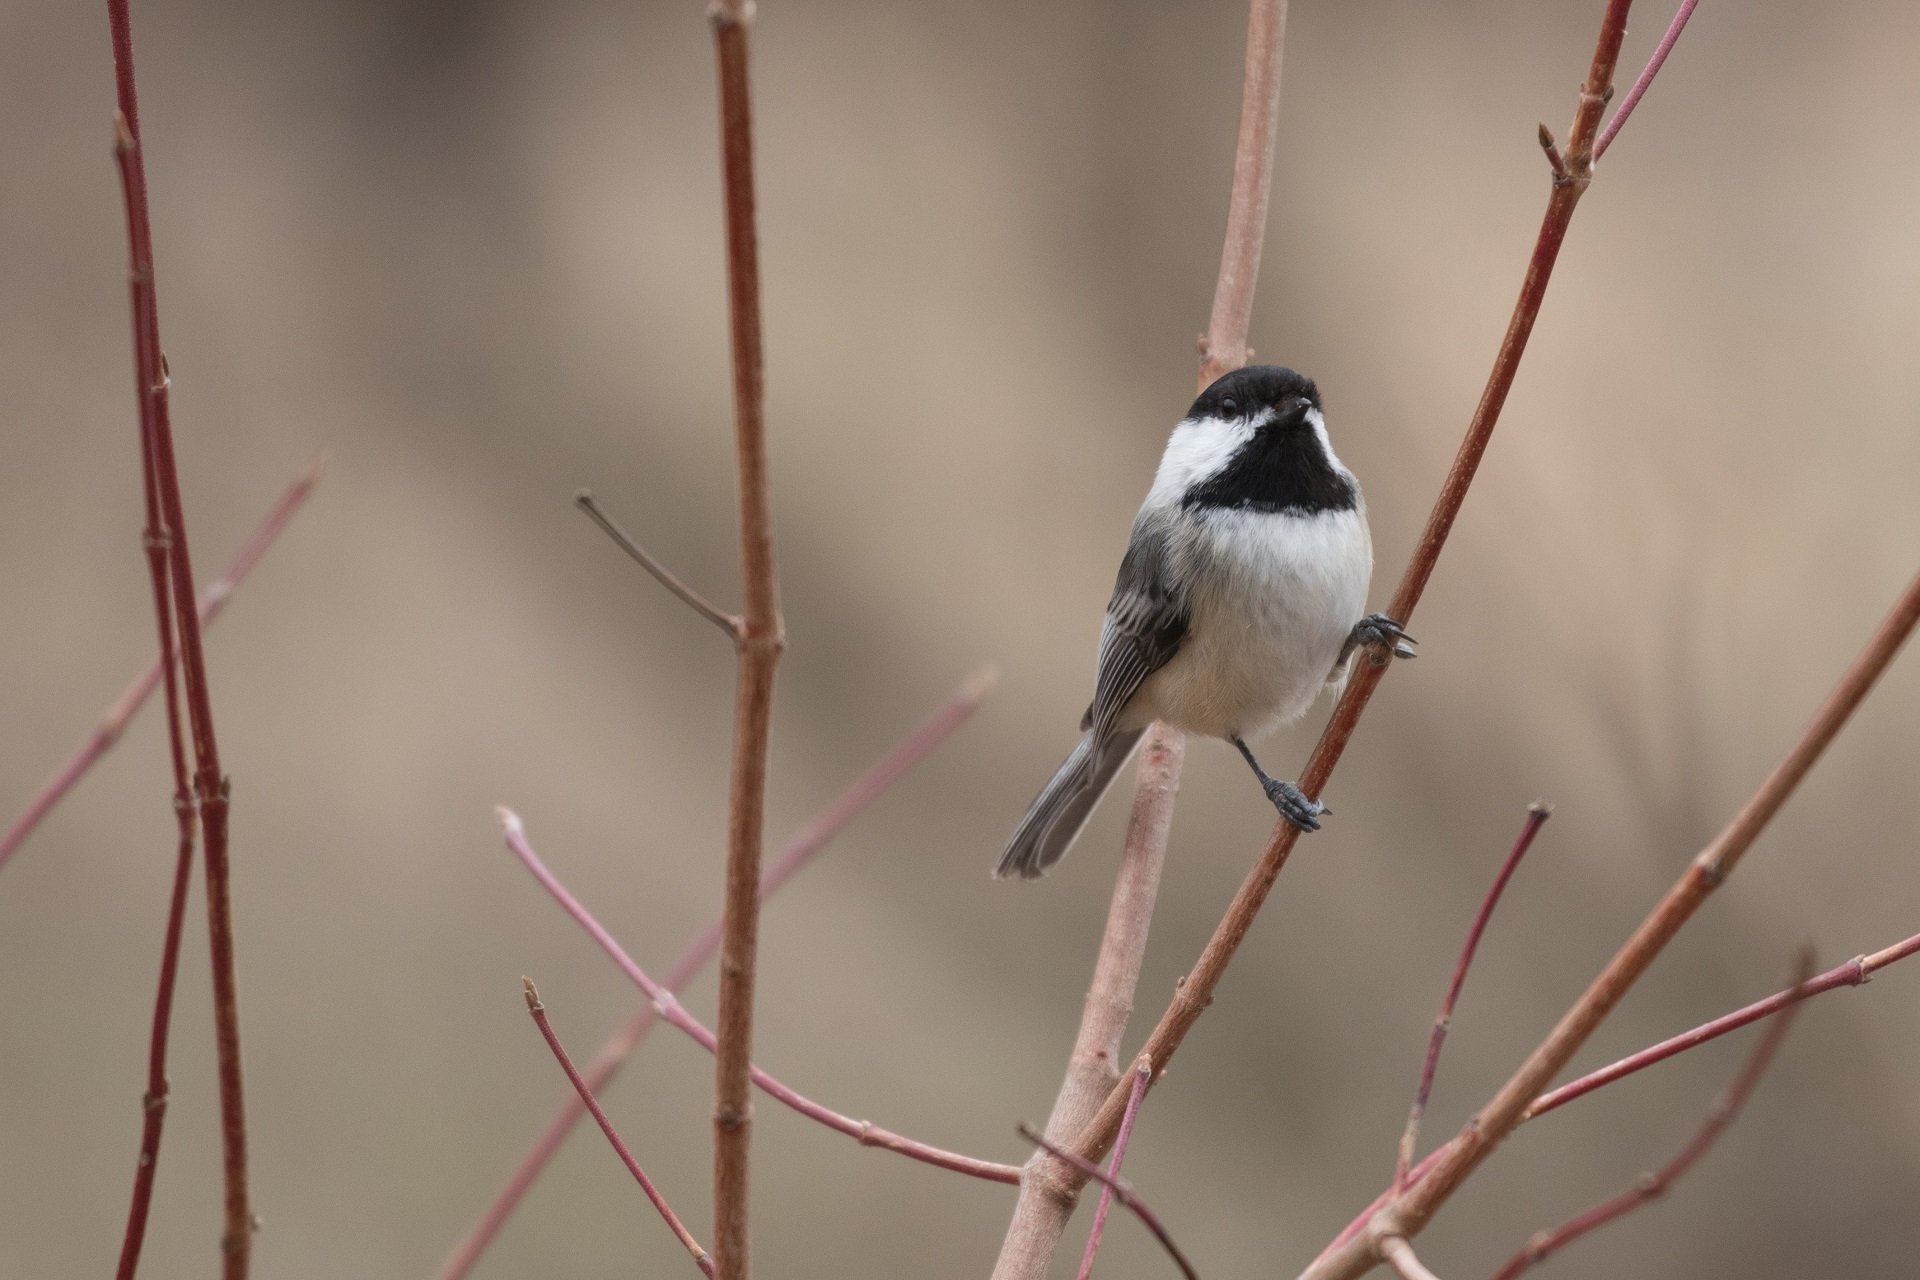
[706,2,782,1276]
[990,3,1290,1277]
[1062,0,1637,1186]
[106,2,250,1272]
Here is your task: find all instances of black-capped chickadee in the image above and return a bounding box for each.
[997,365,1412,880]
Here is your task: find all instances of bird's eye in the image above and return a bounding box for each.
[1220,397,1239,415]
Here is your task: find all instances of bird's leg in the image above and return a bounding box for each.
[1334,612,1417,675]
[1232,736,1325,833]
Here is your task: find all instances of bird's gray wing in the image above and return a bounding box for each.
[1081,511,1189,751]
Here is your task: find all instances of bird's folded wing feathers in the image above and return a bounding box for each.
[1082,512,1189,745]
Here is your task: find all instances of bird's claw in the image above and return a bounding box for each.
[1263,778,1326,833]
[1351,612,1417,666]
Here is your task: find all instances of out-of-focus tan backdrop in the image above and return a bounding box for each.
[3,1,1918,1276]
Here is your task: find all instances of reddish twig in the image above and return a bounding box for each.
[1530,927,1920,1120]
[1,458,322,874]
[991,3,1289,1275]
[704,1,781,1274]
[1078,1059,1153,1280]
[1069,0,1641,1200]
[1594,0,1701,159]
[1396,804,1552,1189]
[575,490,743,642]
[1307,561,1920,1279]
[1311,926,1920,1271]
[1380,1238,1444,1280]
[499,809,1020,1184]
[436,671,994,1280]
[107,4,251,1270]
[1489,952,1815,1280]
[1019,1115,1198,1280]
[522,979,715,1276]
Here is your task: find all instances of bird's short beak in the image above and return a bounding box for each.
[1270,397,1313,430]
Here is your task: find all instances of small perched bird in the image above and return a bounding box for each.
[997,365,1412,880]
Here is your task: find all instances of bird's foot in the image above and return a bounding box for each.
[1348,613,1417,668]
[1262,778,1326,833]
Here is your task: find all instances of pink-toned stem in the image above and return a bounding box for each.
[1077,1060,1153,1280]
[1,458,322,875]
[107,4,250,1269]
[1311,926,1920,1271]
[522,979,715,1276]
[992,4,1288,1276]
[1396,804,1552,1188]
[1489,954,1814,1280]
[1019,1116,1198,1280]
[1530,928,1920,1120]
[1064,0,1638,1195]
[1593,0,1701,159]
[1380,1237,1443,1280]
[436,671,994,1280]
[499,809,1020,1185]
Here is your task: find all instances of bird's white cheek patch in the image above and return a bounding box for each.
[1145,415,1255,508]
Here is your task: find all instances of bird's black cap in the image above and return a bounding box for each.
[1186,365,1321,421]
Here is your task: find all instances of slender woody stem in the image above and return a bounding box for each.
[1018,1120,1199,1280]
[1488,953,1814,1280]
[990,3,1289,1275]
[1396,805,1551,1189]
[1305,562,1920,1279]
[1077,1060,1152,1280]
[574,490,743,641]
[1594,0,1701,159]
[705,2,782,1275]
[1379,1238,1443,1280]
[1064,0,1639,1199]
[500,810,1020,1184]
[1,459,321,874]
[106,4,251,1270]
[436,672,994,1280]
[523,979,715,1276]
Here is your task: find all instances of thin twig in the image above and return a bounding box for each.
[1380,1238,1444,1280]
[1594,0,1701,159]
[1305,563,1920,1280]
[1396,804,1552,1189]
[1078,1060,1153,1280]
[990,2,1289,1275]
[106,5,250,1269]
[499,810,1020,1184]
[435,670,995,1280]
[705,1,782,1274]
[1489,952,1815,1280]
[522,979,715,1276]
[1529,927,1920,1120]
[1311,927,1920,1271]
[1019,1120,1199,1280]
[574,490,742,642]
[1,458,322,874]
[1069,0,1641,1198]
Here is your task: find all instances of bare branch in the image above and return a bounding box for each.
[1078,1060,1153,1280]
[523,979,714,1276]
[1069,0,1640,1200]
[1305,562,1920,1279]
[1594,0,1702,159]
[703,1,783,1273]
[1380,1238,1443,1280]
[993,2,1289,1273]
[0,455,321,874]
[1397,804,1552,1188]
[1489,952,1815,1280]
[500,811,1019,1184]
[436,670,994,1279]
[1019,1115,1198,1280]
[106,4,251,1268]
[574,490,742,642]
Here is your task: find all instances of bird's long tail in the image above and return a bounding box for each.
[995,728,1146,880]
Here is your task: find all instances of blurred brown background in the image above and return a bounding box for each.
[3,1,1919,1276]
